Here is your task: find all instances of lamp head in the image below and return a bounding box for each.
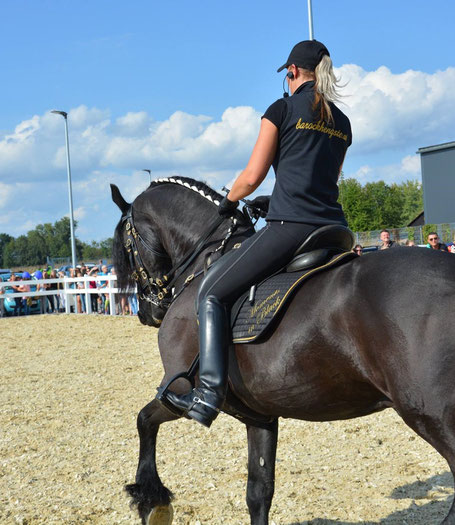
[51,110,68,118]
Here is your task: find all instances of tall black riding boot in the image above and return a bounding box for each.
[156,295,229,428]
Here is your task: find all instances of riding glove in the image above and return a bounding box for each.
[218,196,239,217]
[246,195,270,219]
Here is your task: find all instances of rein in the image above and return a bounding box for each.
[123,205,236,309]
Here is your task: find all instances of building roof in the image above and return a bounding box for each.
[417,141,455,155]
[407,211,424,227]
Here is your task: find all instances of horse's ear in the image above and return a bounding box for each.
[110,184,130,214]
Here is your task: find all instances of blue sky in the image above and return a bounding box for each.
[1,0,455,242]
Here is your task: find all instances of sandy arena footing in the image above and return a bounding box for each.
[1,315,453,524]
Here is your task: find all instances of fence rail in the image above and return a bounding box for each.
[4,221,455,315]
[0,275,128,316]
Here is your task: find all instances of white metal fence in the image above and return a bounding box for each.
[0,275,130,316]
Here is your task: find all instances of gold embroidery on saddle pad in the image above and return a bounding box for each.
[232,251,356,344]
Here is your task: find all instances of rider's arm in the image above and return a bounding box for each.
[227,118,278,202]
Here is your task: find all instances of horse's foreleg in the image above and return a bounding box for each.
[246,420,279,525]
[125,399,178,525]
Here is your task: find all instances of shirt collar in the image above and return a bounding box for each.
[294,80,315,95]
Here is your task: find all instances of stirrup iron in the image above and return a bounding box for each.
[156,354,200,415]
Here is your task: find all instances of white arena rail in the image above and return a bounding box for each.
[0,275,131,316]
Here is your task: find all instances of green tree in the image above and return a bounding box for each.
[0,233,14,267]
[362,181,389,230]
[338,178,423,232]
[401,181,423,225]
[27,229,48,265]
[1,216,85,267]
[80,238,113,261]
[382,184,405,228]
[99,238,113,258]
[3,235,29,267]
[48,217,74,257]
[338,178,369,231]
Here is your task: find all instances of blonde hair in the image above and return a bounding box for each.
[302,55,343,125]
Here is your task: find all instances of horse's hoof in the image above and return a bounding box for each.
[146,504,174,525]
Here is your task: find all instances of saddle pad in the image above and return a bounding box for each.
[231,251,356,344]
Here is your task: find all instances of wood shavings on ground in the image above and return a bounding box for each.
[1,315,452,524]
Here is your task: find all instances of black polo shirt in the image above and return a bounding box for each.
[263,81,351,225]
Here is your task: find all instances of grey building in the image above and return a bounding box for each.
[417,141,455,224]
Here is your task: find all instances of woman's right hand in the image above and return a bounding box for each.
[218,196,239,217]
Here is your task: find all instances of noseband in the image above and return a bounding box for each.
[122,205,236,310]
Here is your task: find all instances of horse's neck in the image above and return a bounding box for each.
[145,184,252,267]
[157,204,253,269]
[155,200,218,265]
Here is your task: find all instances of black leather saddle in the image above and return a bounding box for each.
[285,224,354,272]
[231,224,355,343]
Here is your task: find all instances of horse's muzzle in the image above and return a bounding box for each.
[138,311,162,327]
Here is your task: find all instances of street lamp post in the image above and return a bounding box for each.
[307,0,314,40]
[51,110,77,269]
[142,169,152,184]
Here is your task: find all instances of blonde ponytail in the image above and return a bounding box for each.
[313,55,343,124]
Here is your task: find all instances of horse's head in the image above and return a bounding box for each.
[111,184,170,327]
[111,177,255,327]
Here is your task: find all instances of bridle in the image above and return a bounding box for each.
[122,206,172,308]
[122,205,237,310]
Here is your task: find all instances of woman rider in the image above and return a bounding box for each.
[158,40,352,427]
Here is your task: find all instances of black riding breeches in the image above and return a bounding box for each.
[197,221,317,310]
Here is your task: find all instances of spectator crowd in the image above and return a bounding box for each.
[0,261,138,318]
[353,230,455,255]
[3,231,455,317]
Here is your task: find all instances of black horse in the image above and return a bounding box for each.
[112,176,455,525]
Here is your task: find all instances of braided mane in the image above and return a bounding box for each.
[113,176,228,293]
[149,176,223,206]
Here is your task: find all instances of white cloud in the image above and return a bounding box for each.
[400,154,421,174]
[3,64,452,187]
[350,165,373,184]
[1,64,454,240]
[347,153,421,185]
[115,111,150,136]
[6,115,40,142]
[67,106,110,129]
[337,65,455,154]
[0,182,13,208]
[102,107,259,171]
[73,206,87,221]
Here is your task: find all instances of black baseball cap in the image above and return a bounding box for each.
[277,40,330,73]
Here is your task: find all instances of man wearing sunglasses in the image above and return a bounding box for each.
[426,232,448,251]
